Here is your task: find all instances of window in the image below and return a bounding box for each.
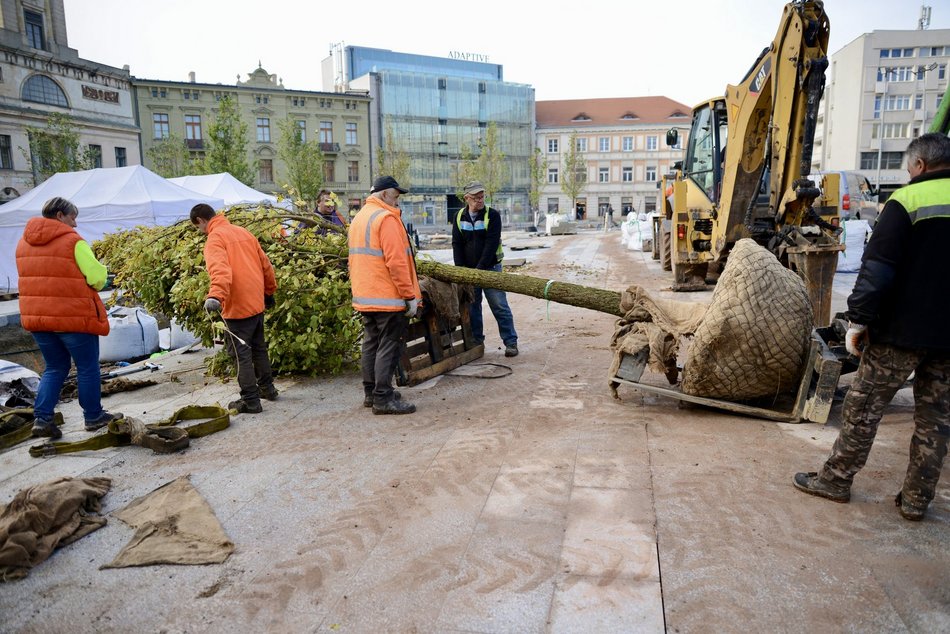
[256,118,270,142]
[320,121,333,144]
[940,64,947,80]
[547,138,559,153]
[877,66,915,82]
[22,75,68,107]
[159,89,166,98]
[547,198,559,213]
[263,95,268,104]
[185,115,201,140]
[646,136,658,151]
[576,137,587,152]
[880,48,914,59]
[153,113,170,139]
[345,122,357,145]
[114,147,127,167]
[598,137,610,152]
[547,167,558,184]
[575,167,588,183]
[151,88,158,98]
[259,159,273,183]
[24,10,45,50]
[348,160,359,182]
[861,152,904,170]
[1,135,13,169]
[184,91,190,100]
[646,166,657,182]
[598,167,609,182]
[295,119,306,142]
[884,95,911,111]
[89,144,102,168]
[915,93,923,110]
[323,160,335,183]
[622,166,633,182]
[872,122,909,139]
[622,136,633,152]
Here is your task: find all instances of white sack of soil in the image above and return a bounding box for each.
[680,239,812,400]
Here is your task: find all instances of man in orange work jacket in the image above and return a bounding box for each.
[348,176,422,415]
[191,204,278,414]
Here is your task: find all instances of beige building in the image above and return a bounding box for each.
[0,0,139,201]
[536,97,690,220]
[817,28,950,196]
[132,66,372,208]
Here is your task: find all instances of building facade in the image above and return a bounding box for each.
[0,0,139,201]
[817,28,950,196]
[132,66,372,208]
[536,97,690,220]
[324,46,535,226]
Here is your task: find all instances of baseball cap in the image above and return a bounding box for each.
[370,175,408,194]
[463,181,485,195]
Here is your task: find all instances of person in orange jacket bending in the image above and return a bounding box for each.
[190,204,278,414]
[348,176,422,415]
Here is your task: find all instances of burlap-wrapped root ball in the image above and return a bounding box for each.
[680,239,812,400]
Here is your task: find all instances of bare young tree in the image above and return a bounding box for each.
[560,131,586,218]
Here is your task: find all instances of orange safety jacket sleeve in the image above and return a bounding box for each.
[377,214,420,300]
[204,236,232,302]
[258,241,277,296]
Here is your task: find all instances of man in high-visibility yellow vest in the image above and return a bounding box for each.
[348,176,422,415]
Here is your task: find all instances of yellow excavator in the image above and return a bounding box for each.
[661,0,842,325]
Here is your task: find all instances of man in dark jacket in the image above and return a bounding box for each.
[452,181,518,357]
[794,133,950,521]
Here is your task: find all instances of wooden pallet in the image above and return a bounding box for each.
[396,302,484,387]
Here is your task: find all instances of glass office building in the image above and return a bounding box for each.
[344,46,535,226]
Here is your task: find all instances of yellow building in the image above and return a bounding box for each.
[131,65,372,208]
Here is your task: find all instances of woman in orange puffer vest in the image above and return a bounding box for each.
[15,197,122,439]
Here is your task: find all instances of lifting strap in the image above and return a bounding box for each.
[29,405,230,458]
[0,410,64,451]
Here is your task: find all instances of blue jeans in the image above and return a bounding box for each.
[32,332,104,423]
[470,263,518,347]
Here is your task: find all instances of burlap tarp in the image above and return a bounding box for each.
[608,287,708,398]
[418,277,474,327]
[611,239,812,402]
[0,476,111,582]
[103,475,233,569]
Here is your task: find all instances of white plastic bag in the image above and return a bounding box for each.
[837,219,870,272]
[99,307,160,362]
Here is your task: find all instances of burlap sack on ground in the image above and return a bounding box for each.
[103,475,233,568]
[609,286,708,397]
[418,277,474,328]
[681,239,812,400]
[0,476,111,581]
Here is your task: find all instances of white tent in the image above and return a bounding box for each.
[169,173,294,210]
[0,166,224,292]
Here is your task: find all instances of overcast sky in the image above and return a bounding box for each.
[63,0,949,108]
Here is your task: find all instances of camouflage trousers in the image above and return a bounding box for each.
[819,343,950,508]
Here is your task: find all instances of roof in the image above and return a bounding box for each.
[536,96,692,128]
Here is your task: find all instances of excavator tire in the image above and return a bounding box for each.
[681,239,812,400]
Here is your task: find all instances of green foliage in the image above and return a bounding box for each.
[376,116,411,187]
[528,147,548,227]
[560,131,586,214]
[202,95,255,186]
[95,206,361,375]
[146,134,197,178]
[20,113,96,185]
[454,122,510,205]
[277,118,324,207]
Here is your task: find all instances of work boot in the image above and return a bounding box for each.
[364,390,401,408]
[372,399,416,415]
[84,411,124,432]
[895,491,926,522]
[792,472,851,503]
[504,344,519,357]
[228,399,263,414]
[31,417,62,440]
[260,384,279,401]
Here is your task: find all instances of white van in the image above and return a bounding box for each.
[831,171,880,222]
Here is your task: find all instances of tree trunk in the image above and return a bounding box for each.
[415,260,623,317]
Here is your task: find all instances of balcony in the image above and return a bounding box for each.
[185,139,204,150]
[320,143,340,153]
